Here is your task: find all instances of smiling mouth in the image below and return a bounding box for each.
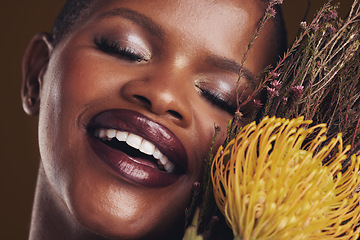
[94,128,177,173]
[87,109,188,188]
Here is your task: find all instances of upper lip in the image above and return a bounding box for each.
[87,109,188,171]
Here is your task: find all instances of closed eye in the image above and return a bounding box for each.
[94,34,149,63]
[197,87,237,114]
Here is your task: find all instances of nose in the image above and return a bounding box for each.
[120,67,193,128]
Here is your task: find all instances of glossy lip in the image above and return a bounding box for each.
[87,109,188,188]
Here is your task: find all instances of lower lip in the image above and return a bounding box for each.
[88,135,182,188]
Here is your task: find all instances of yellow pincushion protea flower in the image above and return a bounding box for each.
[211,116,360,240]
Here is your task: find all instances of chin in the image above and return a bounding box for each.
[68,189,186,240]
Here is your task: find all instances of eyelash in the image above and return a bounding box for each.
[197,87,237,114]
[94,35,148,62]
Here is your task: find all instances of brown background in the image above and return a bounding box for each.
[0,0,354,239]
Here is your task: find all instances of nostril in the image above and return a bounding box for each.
[167,110,183,120]
[134,95,151,106]
[133,95,183,120]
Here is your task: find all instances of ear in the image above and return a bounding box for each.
[21,32,53,116]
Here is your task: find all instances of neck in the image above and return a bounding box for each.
[29,163,106,240]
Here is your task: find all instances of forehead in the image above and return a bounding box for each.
[85,0,268,54]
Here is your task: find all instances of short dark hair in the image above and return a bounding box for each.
[51,0,286,55]
[51,0,97,45]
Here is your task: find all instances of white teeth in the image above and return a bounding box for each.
[126,133,143,150]
[99,129,106,139]
[139,140,156,155]
[153,148,162,160]
[159,155,168,166]
[164,161,175,173]
[116,131,128,141]
[106,129,117,139]
[95,128,176,173]
[159,155,175,173]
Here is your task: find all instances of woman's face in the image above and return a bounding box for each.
[34,0,276,238]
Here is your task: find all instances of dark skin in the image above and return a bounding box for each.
[22,0,279,239]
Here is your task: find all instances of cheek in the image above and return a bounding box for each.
[191,103,233,159]
[37,48,118,221]
[37,59,70,196]
[59,51,113,107]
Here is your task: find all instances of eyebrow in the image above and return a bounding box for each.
[96,7,165,40]
[205,56,255,84]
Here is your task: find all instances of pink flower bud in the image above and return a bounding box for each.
[271,71,280,79]
[267,87,279,97]
[253,99,263,109]
[300,21,307,29]
[270,80,281,90]
[291,85,304,97]
[267,7,276,18]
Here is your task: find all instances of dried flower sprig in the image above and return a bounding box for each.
[212,116,360,240]
[235,0,283,106]
[228,0,285,147]
[237,0,333,111]
[258,0,360,158]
